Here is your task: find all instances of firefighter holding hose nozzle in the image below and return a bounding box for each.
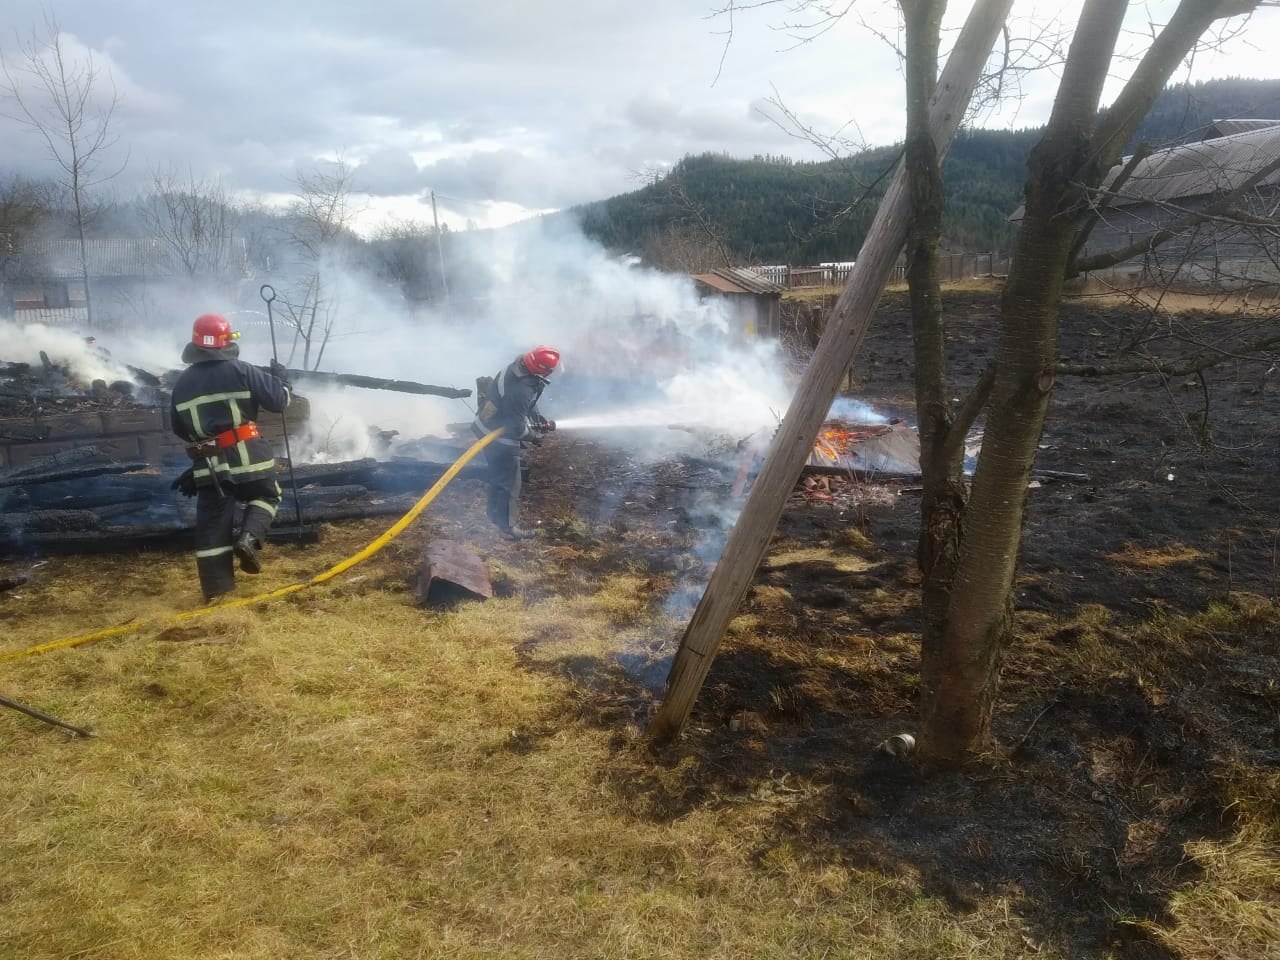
[472,345,559,539]
[169,313,292,601]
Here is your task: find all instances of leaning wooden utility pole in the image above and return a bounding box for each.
[430,190,450,301]
[649,0,1017,741]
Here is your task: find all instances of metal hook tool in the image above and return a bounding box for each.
[260,283,305,535]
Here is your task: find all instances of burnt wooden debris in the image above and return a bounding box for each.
[285,369,472,399]
[0,452,489,556]
[1,350,488,556]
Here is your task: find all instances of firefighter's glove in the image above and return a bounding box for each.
[268,358,290,384]
[170,467,198,498]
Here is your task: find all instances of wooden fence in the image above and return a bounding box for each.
[754,253,1009,289]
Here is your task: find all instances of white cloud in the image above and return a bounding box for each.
[1,0,1276,225]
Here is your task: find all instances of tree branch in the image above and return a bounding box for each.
[1068,152,1280,277]
[940,363,997,467]
[1066,142,1152,269]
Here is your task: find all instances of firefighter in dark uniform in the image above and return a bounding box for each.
[170,313,292,601]
[472,345,559,539]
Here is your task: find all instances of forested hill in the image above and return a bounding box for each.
[572,78,1280,265]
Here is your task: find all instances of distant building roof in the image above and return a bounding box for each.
[1099,121,1280,206]
[692,267,785,296]
[7,238,244,280]
[1200,119,1280,141]
[1009,120,1280,221]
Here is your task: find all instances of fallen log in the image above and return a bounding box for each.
[287,370,472,399]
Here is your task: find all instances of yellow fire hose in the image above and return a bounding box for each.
[0,428,503,666]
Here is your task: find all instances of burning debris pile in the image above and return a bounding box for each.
[729,417,923,498]
[0,340,483,557]
[0,443,489,555]
[808,419,920,474]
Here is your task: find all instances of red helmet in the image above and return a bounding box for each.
[191,313,239,349]
[522,345,560,378]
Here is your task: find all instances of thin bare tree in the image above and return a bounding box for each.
[0,173,54,252]
[370,215,441,301]
[279,155,361,369]
[139,167,240,279]
[0,13,126,326]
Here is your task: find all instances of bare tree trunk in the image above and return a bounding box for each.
[920,0,1260,763]
[73,182,95,327]
[899,0,978,756]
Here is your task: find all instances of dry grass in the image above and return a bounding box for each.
[1147,829,1280,959]
[1066,287,1280,316]
[1,521,1046,960]
[762,546,873,574]
[1107,541,1211,569]
[782,278,1004,303]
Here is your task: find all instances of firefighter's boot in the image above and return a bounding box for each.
[234,532,262,574]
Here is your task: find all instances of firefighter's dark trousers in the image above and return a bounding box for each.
[193,477,282,600]
[483,441,522,532]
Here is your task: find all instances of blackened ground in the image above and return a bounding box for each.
[508,289,1280,960]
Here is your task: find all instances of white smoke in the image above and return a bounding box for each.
[0,319,173,387]
[221,218,800,463]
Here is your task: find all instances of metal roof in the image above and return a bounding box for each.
[1202,119,1280,140]
[1009,121,1280,220]
[1100,121,1280,206]
[691,267,785,296]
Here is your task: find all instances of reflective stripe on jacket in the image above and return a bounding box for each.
[170,358,291,483]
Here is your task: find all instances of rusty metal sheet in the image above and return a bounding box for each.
[417,540,492,606]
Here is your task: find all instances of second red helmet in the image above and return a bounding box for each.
[522,345,560,377]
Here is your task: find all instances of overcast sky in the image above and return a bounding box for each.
[1,1,1276,233]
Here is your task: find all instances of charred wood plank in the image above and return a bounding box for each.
[287,370,472,399]
[6,476,171,508]
[286,458,379,487]
[0,461,150,488]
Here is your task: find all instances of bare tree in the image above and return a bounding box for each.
[641,222,734,273]
[0,173,54,252]
[636,165,736,268]
[905,0,1270,764]
[0,14,125,326]
[370,215,441,301]
[139,167,240,279]
[279,155,361,369]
